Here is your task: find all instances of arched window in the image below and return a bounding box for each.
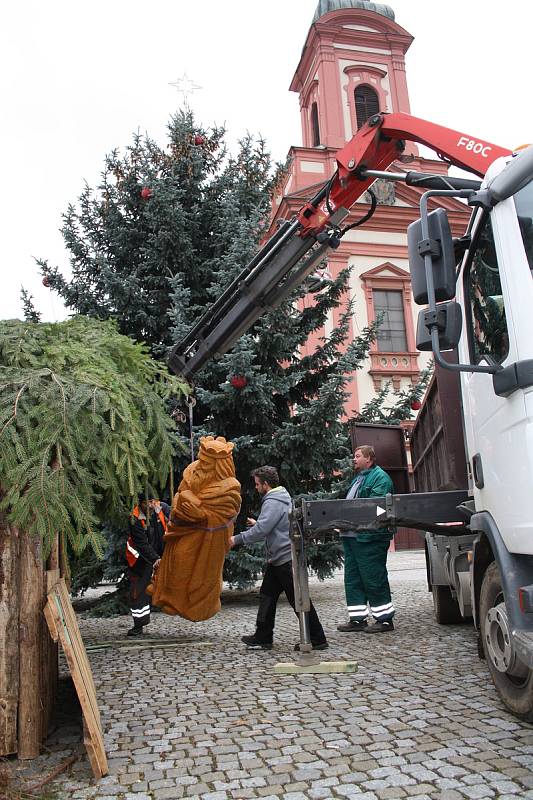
[311,102,320,147]
[355,85,379,129]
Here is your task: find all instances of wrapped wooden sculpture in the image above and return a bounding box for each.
[147,436,241,621]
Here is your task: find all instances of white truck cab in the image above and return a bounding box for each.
[412,147,533,718]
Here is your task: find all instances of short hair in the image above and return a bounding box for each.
[354,445,376,464]
[251,465,280,488]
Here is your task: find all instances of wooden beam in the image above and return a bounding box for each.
[0,517,20,756]
[17,529,43,759]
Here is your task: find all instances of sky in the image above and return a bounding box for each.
[2,0,532,322]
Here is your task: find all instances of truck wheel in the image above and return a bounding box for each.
[480,562,533,721]
[431,584,463,624]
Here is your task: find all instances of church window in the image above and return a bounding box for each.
[311,102,320,147]
[355,85,379,129]
[373,289,407,352]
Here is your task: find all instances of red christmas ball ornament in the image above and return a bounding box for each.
[42,276,50,287]
[410,399,422,411]
[230,375,247,390]
[193,134,206,146]
[140,187,153,200]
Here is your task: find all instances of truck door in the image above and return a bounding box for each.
[457,195,533,555]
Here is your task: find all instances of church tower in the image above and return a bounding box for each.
[270,1,469,416]
[291,1,415,152]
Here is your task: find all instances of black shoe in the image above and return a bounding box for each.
[127,626,144,637]
[294,640,329,651]
[364,620,394,634]
[241,635,272,650]
[337,620,368,632]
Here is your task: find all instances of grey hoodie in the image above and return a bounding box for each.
[233,486,292,566]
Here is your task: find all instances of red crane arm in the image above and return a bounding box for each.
[297,112,512,236]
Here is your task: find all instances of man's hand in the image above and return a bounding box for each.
[229,536,235,548]
[246,517,256,527]
[152,558,161,574]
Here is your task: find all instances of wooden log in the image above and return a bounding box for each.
[0,513,20,756]
[18,528,43,759]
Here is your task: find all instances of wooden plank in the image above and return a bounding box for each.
[43,567,60,738]
[18,529,43,759]
[54,583,101,725]
[41,534,60,740]
[44,580,108,779]
[0,519,20,756]
[45,584,106,777]
[47,587,103,757]
[43,604,58,642]
[46,568,60,592]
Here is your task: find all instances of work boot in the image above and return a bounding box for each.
[364,620,394,634]
[241,634,272,650]
[337,620,368,632]
[294,640,329,651]
[127,625,144,637]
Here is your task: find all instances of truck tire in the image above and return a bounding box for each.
[431,584,463,624]
[480,562,533,721]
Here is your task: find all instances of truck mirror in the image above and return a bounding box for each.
[416,301,463,352]
[408,208,456,305]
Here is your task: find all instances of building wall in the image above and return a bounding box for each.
[271,3,470,420]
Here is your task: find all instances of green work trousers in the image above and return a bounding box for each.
[342,537,394,622]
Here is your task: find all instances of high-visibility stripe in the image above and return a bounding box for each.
[347,605,368,611]
[126,541,140,558]
[131,607,150,618]
[371,602,394,613]
[372,606,395,618]
[349,610,368,619]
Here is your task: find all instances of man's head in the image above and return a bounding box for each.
[353,445,376,472]
[251,465,279,496]
[138,492,149,515]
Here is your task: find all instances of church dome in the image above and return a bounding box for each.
[312,0,395,22]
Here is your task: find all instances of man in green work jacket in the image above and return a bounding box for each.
[338,445,395,634]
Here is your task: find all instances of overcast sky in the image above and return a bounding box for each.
[2,0,532,322]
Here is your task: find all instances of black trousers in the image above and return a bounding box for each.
[128,562,153,628]
[255,561,326,645]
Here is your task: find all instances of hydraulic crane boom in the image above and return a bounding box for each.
[168,112,510,379]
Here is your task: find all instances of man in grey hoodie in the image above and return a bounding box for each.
[230,465,328,651]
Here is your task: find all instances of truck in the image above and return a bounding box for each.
[409,358,473,625]
[169,111,533,719]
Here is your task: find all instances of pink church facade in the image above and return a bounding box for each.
[269,1,470,418]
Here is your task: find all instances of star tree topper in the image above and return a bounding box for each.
[169,72,202,107]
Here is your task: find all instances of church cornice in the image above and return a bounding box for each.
[360,262,410,281]
[291,8,413,91]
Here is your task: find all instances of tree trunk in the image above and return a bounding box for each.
[0,513,20,756]
[18,528,43,759]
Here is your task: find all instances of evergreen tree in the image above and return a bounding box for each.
[0,317,185,559]
[33,108,416,588]
[356,362,433,425]
[20,287,41,323]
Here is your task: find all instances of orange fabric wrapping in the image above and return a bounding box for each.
[147,436,241,621]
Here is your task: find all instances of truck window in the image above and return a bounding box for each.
[464,213,509,365]
[515,179,533,273]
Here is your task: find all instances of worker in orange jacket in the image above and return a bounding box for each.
[126,495,169,637]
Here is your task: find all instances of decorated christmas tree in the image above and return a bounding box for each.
[34,108,424,588]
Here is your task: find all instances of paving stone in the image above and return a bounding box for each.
[15,555,533,800]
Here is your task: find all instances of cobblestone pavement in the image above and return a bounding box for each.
[11,552,533,799]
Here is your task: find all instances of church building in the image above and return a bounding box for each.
[270,0,470,417]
